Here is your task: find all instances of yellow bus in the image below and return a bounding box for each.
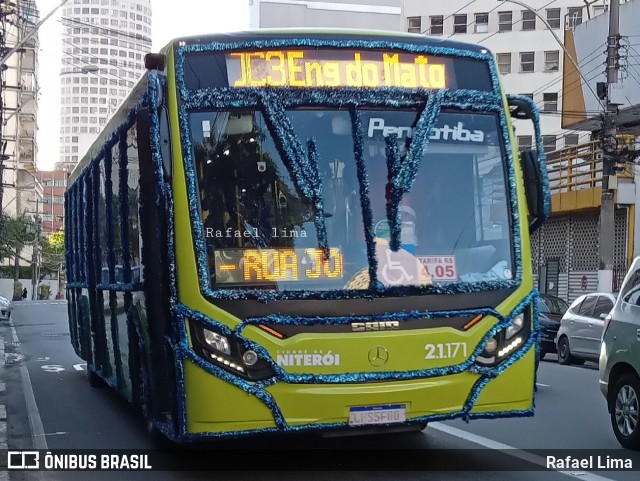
[65,29,550,442]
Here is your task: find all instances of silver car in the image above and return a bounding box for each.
[0,295,12,320]
[556,292,616,365]
[600,257,640,450]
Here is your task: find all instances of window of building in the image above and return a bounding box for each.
[518,135,533,150]
[543,93,558,112]
[543,135,557,152]
[546,8,561,28]
[496,53,512,74]
[475,13,489,33]
[498,11,512,32]
[520,52,535,72]
[522,10,536,30]
[564,134,579,147]
[430,15,443,35]
[407,16,421,34]
[453,14,467,34]
[567,7,583,28]
[545,51,560,71]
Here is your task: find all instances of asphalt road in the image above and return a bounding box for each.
[2,301,639,481]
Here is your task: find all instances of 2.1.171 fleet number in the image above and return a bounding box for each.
[424,342,468,359]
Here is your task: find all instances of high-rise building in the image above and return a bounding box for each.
[253,0,609,152]
[57,0,152,172]
[0,0,42,219]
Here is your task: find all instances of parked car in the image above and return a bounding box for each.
[599,257,640,449]
[538,294,570,359]
[556,292,616,365]
[0,295,11,320]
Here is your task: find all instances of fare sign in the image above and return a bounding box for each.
[226,49,448,89]
[417,256,457,281]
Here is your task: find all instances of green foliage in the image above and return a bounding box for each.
[0,266,32,279]
[40,230,65,274]
[38,284,51,300]
[0,213,35,261]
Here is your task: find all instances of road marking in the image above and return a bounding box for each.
[536,382,550,387]
[429,422,617,481]
[73,363,87,371]
[40,365,65,373]
[9,323,48,450]
[35,357,50,362]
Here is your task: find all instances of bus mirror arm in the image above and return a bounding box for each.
[507,97,535,121]
[521,149,545,233]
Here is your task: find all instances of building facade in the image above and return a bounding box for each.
[37,170,69,234]
[0,0,42,219]
[57,0,152,171]
[253,0,612,153]
[250,0,403,30]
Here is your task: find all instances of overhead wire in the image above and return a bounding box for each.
[60,36,138,87]
[476,0,559,44]
[59,16,151,46]
[420,0,478,35]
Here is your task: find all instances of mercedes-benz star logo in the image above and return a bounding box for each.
[368,345,389,367]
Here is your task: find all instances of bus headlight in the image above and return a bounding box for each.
[203,329,231,355]
[505,315,524,339]
[190,322,275,381]
[475,309,531,366]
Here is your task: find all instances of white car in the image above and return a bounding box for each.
[0,295,12,320]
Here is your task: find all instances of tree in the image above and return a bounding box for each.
[0,213,36,282]
[40,230,65,277]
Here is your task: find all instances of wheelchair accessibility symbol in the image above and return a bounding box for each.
[374,238,432,287]
[381,249,415,285]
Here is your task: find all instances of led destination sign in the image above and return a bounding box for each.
[214,248,344,284]
[226,49,448,89]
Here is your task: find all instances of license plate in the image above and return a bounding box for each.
[348,403,407,426]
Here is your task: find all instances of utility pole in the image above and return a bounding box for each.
[31,198,41,300]
[597,0,620,293]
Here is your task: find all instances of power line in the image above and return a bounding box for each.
[60,37,138,87]
[59,16,151,46]
[528,42,606,97]
[476,0,559,44]
[420,0,478,35]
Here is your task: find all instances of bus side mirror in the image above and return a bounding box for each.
[521,149,545,233]
[507,95,550,233]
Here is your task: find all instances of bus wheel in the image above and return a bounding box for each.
[87,367,104,388]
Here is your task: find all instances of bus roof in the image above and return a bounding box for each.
[168,28,491,55]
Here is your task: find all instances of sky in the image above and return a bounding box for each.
[35,0,250,170]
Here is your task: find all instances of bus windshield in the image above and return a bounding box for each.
[191,107,513,291]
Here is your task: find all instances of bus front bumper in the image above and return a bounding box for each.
[183,347,535,436]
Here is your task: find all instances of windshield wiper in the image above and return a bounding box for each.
[259,92,329,256]
[384,91,443,251]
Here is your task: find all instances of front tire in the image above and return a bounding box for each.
[557,336,574,365]
[610,374,640,450]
